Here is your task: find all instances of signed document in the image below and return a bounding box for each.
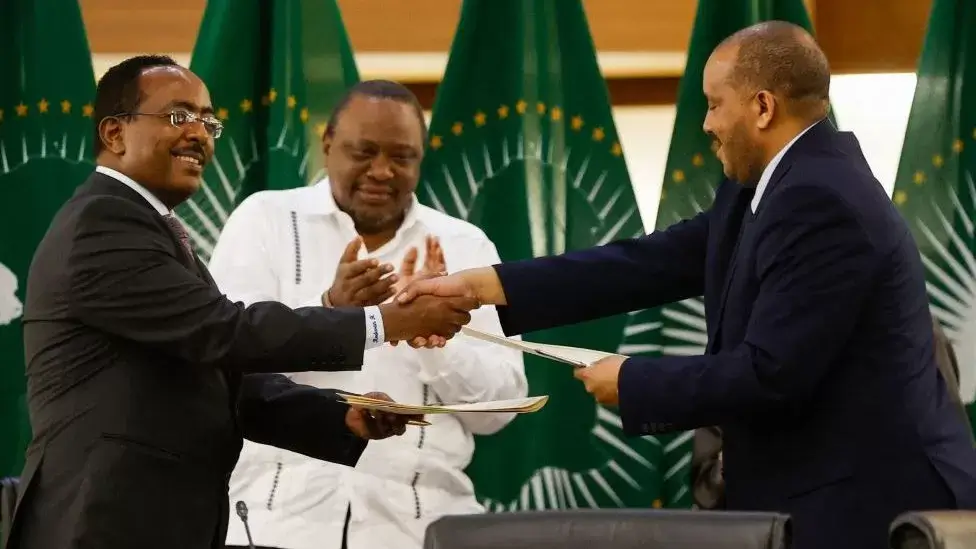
[460,326,628,368]
[337,392,549,420]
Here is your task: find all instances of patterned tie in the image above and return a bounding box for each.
[162,214,195,263]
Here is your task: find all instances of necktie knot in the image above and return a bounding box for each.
[162,214,195,262]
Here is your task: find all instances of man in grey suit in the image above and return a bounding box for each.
[3,55,477,549]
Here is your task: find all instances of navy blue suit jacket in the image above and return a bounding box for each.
[493,120,976,549]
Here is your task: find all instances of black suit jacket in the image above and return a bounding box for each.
[3,172,370,549]
[492,120,976,549]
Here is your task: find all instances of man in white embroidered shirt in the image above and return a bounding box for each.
[211,80,528,549]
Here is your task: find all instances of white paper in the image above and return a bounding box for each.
[337,392,549,415]
[460,326,627,368]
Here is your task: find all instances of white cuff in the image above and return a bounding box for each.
[364,306,385,350]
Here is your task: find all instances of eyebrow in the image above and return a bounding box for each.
[163,101,214,116]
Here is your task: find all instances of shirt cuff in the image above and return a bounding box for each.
[363,305,385,350]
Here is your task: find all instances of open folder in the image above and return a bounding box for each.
[337,392,549,426]
[460,326,628,368]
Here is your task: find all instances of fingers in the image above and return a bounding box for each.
[348,266,397,304]
[339,237,363,264]
[399,247,419,278]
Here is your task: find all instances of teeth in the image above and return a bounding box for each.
[176,155,201,166]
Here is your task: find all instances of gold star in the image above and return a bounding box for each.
[268,88,278,103]
[315,122,327,137]
[933,154,944,168]
[652,499,663,509]
[240,99,253,113]
[550,107,563,121]
[474,111,486,127]
[430,135,443,150]
[497,105,509,119]
[37,98,49,113]
[692,153,705,167]
[913,171,926,185]
[953,139,964,153]
[451,122,463,135]
[571,116,584,131]
[536,102,546,115]
[592,127,605,141]
[611,142,622,156]
[82,104,93,117]
[894,190,908,205]
[515,100,527,114]
[300,108,309,123]
[60,100,71,114]
[287,95,297,108]
[673,169,686,183]
[216,108,229,121]
[15,103,27,116]
[0,109,4,121]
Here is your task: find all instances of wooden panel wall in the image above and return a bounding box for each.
[80,0,931,108]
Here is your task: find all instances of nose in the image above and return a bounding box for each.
[182,119,210,142]
[368,155,394,181]
[702,113,712,135]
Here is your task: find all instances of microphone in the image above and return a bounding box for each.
[235,500,256,549]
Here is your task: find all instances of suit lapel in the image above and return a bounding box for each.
[707,187,754,354]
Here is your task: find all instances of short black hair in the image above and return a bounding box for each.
[324,79,427,142]
[720,21,831,121]
[93,54,180,156]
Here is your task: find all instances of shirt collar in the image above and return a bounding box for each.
[95,165,171,215]
[751,119,822,213]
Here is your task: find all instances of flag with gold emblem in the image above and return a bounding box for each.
[891,0,976,433]
[649,0,824,507]
[0,0,96,482]
[176,0,359,261]
[417,0,661,511]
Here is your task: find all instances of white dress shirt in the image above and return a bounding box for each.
[95,165,170,215]
[751,120,820,212]
[207,179,528,549]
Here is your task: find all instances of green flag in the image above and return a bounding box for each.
[0,0,96,482]
[890,0,976,433]
[177,0,359,261]
[417,0,661,510]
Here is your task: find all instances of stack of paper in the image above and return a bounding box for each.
[460,326,628,368]
[337,392,549,426]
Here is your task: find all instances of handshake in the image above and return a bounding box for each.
[323,236,488,348]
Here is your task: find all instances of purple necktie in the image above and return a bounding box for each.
[162,214,195,262]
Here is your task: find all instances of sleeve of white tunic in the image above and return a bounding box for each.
[412,236,529,435]
[206,193,383,350]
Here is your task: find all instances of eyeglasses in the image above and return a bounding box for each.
[115,109,223,139]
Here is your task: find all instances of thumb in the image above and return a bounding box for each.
[340,237,362,264]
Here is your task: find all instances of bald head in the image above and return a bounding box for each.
[718,21,831,120]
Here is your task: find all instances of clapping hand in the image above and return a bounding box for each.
[324,237,397,307]
[345,392,424,439]
[393,236,446,296]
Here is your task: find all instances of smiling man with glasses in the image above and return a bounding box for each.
[5,55,481,549]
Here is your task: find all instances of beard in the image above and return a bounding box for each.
[720,121,764,185]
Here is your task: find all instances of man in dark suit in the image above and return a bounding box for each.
[3,55,478,549]
[397,22,976,549]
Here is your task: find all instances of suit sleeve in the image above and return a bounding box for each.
[617,184,877,434]
[238,373,367,466]
[67,196,365,373]
[493,209,710,336]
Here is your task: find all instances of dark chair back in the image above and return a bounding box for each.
[889,511,976,549]
[424,509,791,549]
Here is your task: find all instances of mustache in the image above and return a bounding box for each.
[172,143,206,158]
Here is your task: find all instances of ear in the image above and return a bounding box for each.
[322,133,332,157]
[97,116,126,155]
[754,90,776,130]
